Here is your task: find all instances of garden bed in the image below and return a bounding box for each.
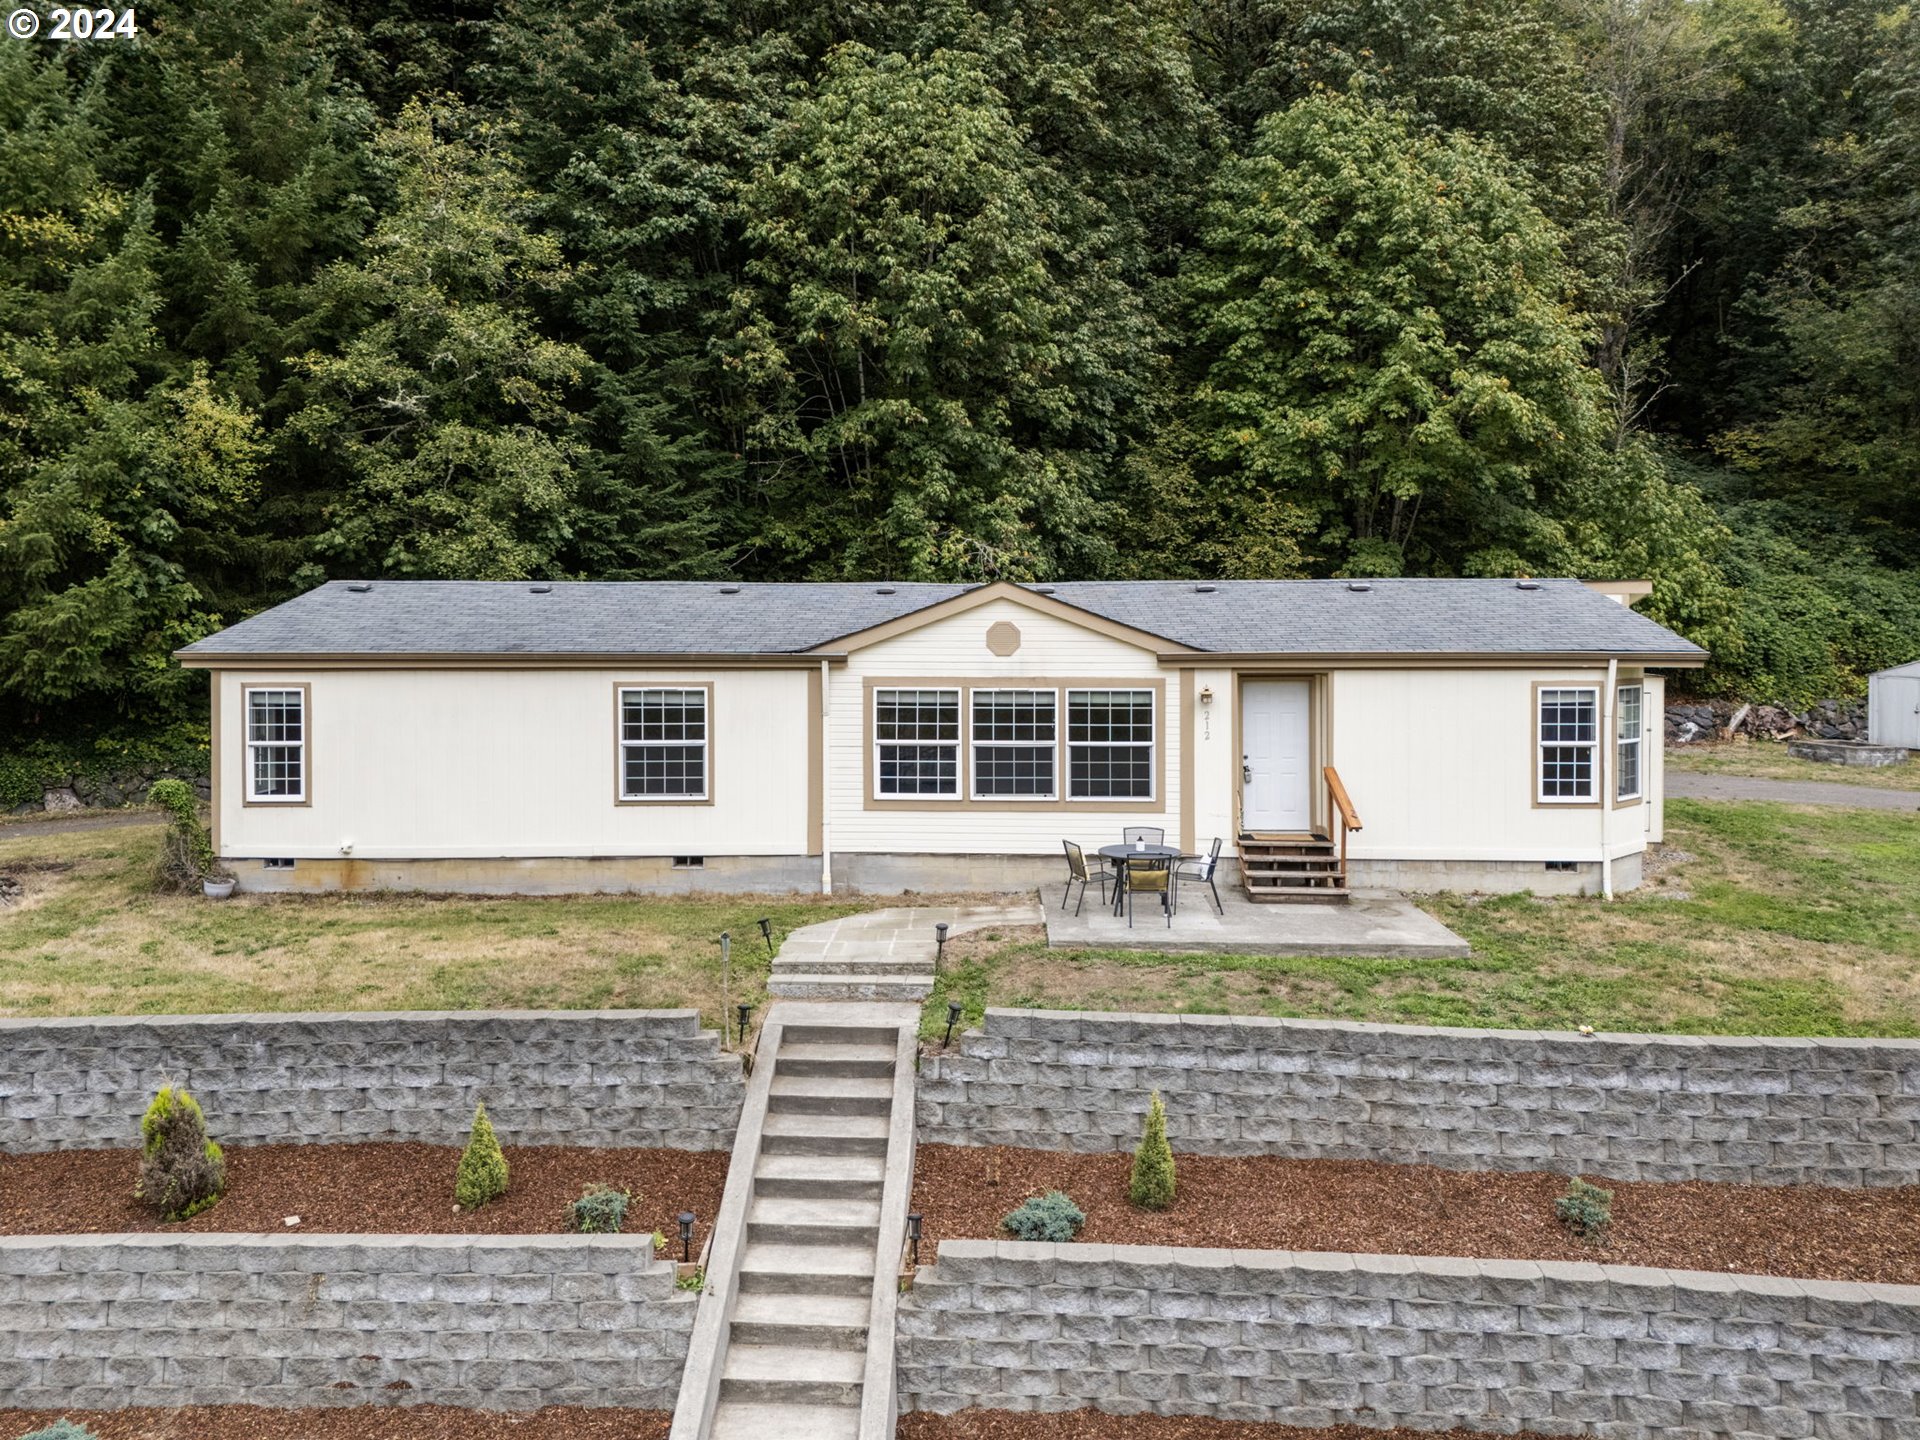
[912,1145,1920,1283]
[900,1413,1564,1440]
[0,1143,727,1241]
[0,1408,669,1439]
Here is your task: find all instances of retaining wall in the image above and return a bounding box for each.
[0,1233,692,1411]
[898,1240,1920,1440]
[0,1010,744,1153]
[917,1010,1920,1186]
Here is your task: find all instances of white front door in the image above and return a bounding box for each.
[1241,679,1312,832]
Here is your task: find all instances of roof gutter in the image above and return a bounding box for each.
[173,651,851,670]
[1154,651,1708,668]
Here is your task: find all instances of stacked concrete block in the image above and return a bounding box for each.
[917,1010,1920,1186]
[0,1010,744,1153]
[897,1240,1920,1440]
[0,1233,694,1411]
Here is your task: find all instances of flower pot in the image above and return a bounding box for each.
[202,878,236,900]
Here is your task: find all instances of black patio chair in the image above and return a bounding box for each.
[1121,826,1165,847]
[1060,839,1112,916]
[1174,836,1226,916]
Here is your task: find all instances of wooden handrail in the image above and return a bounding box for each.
[1323,766,1362,834]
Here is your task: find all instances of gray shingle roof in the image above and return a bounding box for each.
[176,577,1705,661]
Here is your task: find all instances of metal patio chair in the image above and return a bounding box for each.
[1121,826,1165,847]
[1060,839,1112,916]
[1174,836,1226,916]
[1120,853,1173,928]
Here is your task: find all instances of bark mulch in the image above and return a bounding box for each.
[0,1143,727,1246]
[899,1412,1568,1440]
[913,1144,1920,1284]
[0,1407,668,1438]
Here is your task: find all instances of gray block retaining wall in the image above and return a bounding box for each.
[0,1233,693,1411]
[917,1010,1920,1186]
[898,1240,1920,1440]
[0,1010,744,1153]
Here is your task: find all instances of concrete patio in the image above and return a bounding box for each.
[1042,880,1470,958]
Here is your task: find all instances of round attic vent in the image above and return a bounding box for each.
[346,582,373,593]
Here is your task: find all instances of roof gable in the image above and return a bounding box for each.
[808,581,1195,656]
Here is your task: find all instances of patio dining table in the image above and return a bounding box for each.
[1096,842,1185,916]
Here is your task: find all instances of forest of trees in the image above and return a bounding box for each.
[3,0,1917,746]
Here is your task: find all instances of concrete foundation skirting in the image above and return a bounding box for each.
[897,1240,1920,1440]
[917,1010,1920,1186]
[0,1010,744,1153]
[0,1233,693,1412]
[1347,851,1644,897]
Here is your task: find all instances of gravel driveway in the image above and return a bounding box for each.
[1667,771,1920,811]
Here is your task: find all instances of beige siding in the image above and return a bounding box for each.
[828,597,1180,855]
[217,668,810,859]
[1330,667,1645,863]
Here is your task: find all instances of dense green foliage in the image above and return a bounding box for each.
[136,1083,226,1221]
[455,1102,510,1209]
[4,0,1916,736]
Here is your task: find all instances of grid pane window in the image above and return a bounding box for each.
[1617,683,1644,800]
[1537,687,1598,801]
[972,690,1056,798]
[620,689,708,799]
[1067,690,1154,799]
[245,689,305,801]
[875,689,960,796]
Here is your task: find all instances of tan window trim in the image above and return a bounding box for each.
[240,681,312,808]
[861,675,1168,814]
[1532,679,1603,810]
[613,681,716,807]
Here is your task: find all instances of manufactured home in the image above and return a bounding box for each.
[174,578,1704,898]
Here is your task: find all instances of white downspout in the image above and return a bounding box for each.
[1601,657,1618,901]
[820,658,833,895]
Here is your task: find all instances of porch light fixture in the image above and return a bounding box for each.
[934,922,949,967]
[737,1002,752,1045]
[907,1212,924,1267]
[1199,686,1214,705]
[757,917,774,956]
[677,1211,696,1263]
[944,1000,963,1048]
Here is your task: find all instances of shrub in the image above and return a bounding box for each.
[1001,1190,1085,1243]
[454,1103,509,1209]
[136,1085,225,1222]
[147,778,215,890]
[1129,1091,1176,1211]
[1555,1177,1613,1240]
[17,1422,101,1440]
[569,1183,630,1234]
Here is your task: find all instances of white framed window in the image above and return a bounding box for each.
[1538,686,1599,803]
[875,688,960,796]
[620,687,709,800]
[1616,683,1644,801]
[244,687,307,803]
[972,689,1057,799]
[1067,689,1155,799]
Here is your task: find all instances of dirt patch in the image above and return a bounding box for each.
[899,1412,1570,1440]
[0,1407,669,1439]
[0,1142,728,1244]
[912,1145,1920,1284]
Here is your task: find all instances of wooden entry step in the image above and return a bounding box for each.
[1237,833,1350,904]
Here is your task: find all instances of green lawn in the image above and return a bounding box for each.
[0,823,866,1026]
[922,799,1920,1041]
[8,802,1918,1043]
[1666,739,1920,791]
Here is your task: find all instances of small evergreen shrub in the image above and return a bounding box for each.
[454,1103,509,1209]
[16,1422,100,1440]
[147,778,215,890]
[136,1085,225,1222]
[1555,1177,1614,1240]
[569,1183,631,1234]
[1001,1190,1085,1242]
[1129,1091,1176,1211]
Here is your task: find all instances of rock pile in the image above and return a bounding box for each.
[9,765,210,816]
[1665,698,1867,745]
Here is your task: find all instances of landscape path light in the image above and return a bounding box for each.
[737,1002,752,1046]
[944,1000,963,1049]
[678,1211,696,1263]
[907,1211,924,1267]
[757,917,774,957]
[934,921,949,967]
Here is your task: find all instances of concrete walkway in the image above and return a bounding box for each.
[767,903,1043,1002]
[1045,883,1470,958]
[1668,771,1920,812]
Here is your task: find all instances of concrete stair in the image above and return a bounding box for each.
[698,1020,908,1440]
